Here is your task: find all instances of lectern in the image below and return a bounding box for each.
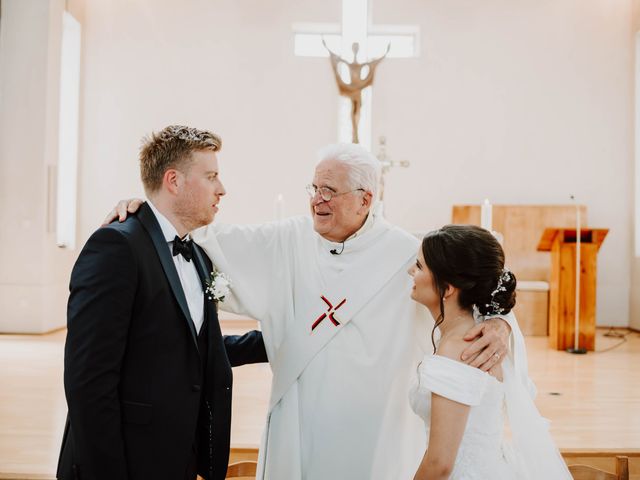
[537,228,608,351]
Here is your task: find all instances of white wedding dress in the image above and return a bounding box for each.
[409,353,572,479]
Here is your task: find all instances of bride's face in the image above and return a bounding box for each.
[408,248,440,311]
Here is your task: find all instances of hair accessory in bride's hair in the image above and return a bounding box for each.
[485,269,511,315]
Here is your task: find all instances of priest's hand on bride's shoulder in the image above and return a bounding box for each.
[102,198,144,225]
[460,318,511,372]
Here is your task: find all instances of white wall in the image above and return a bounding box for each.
[631,0,640,331]
[372,0,633,326]
[78,0,342,239]
[75,0,633,326]
[0,0,81,332]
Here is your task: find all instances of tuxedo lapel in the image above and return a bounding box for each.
[192,244,225,372]
[192,245,221,340]
[191,244,209,291]
[137,202,199,352]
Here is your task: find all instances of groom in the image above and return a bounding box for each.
[57,125,267,480]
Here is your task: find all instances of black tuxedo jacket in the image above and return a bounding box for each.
[57,202,267,480]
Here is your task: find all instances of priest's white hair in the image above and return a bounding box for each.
[316,143,381,201]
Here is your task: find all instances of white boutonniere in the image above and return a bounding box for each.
[205,268,231,303]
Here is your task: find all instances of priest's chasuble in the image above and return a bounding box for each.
[193,209,430,479]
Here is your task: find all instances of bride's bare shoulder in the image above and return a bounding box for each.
[435,337,468,363]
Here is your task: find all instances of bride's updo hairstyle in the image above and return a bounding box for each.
[421,225,517,352]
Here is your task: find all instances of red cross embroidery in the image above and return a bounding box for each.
[311,295,346,332]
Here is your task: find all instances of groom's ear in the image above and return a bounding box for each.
[163,169,180,194]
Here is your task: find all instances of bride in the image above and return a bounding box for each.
[408,225,571,479]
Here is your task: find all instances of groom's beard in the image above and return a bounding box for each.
[174,191,216,232]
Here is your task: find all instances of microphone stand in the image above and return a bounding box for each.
[567,195,587,355]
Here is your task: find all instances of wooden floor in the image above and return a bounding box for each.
[0,325,638,478]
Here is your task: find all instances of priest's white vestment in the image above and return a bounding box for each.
[194,208,429,479]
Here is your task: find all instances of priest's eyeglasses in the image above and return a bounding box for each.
[305,184,365,202]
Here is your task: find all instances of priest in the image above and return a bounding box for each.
[108,143,516,479]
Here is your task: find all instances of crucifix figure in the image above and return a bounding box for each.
[323,39,390,144]
[293,0,419,148]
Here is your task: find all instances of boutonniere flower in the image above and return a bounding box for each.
[205,268,231,302]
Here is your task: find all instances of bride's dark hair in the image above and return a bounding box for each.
[421,225,517,352]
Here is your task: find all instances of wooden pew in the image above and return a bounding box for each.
[568,456,629,480]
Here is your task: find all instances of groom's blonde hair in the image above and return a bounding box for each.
[139,125,222,194]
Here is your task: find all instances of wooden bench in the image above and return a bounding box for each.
[568,456,629,480]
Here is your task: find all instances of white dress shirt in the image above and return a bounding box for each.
[147,201,204,333]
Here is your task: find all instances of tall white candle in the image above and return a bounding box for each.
[481,199,492,231]
[274,194,285,221]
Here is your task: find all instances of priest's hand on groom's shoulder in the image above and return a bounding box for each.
[102,198,144,225]
[460,318,511,372]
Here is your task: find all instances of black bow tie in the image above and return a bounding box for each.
[172,235,193,262]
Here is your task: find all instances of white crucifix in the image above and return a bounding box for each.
[293,0,420,150]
